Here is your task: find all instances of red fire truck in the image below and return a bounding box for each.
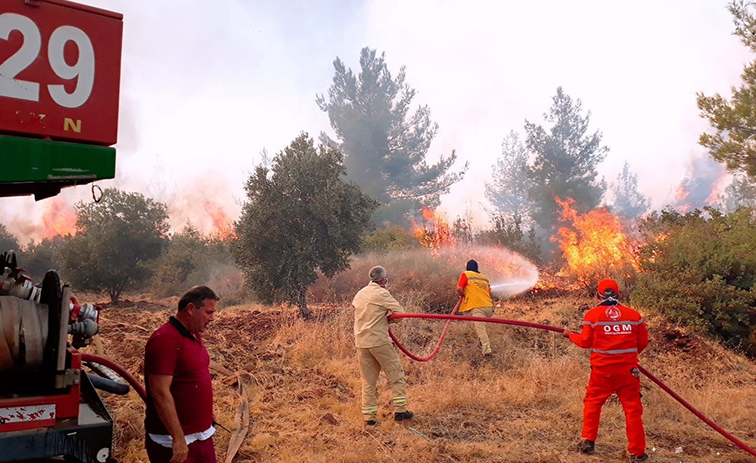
[0,2,132,462]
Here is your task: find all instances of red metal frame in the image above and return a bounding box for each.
[0,349,81,433]
[0,0,124,145]
[33,0,124,20]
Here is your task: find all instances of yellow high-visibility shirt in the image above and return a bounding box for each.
[458,271,493,313]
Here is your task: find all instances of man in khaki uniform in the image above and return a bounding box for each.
[457,259,494,356]
[352,265,414,426]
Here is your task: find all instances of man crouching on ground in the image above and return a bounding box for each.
[352,265,414,426]
[144,286,219,463]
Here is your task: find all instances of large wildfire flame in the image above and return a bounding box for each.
[203,200,236,240]
[42,197,77,239]
[412,208,455,254]
[553,197,637,286]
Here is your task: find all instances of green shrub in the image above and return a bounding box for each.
[632,208,756,355]
[23,236,66,281]
[0,224,20,256]
[152,225,245,303]
[361,225,419,253]
[151,225,206,297]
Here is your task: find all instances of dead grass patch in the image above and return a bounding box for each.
[88,296,756,463]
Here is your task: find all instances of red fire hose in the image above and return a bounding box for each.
[80,353,147,402]
[387,312,756,459]
[389,299,462,361]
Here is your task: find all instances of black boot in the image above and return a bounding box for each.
[578,440,595,455]
[629,453,649,462]
[394,411,414,422]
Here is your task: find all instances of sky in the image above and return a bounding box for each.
[1,0,752,241]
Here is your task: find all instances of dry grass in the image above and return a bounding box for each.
[85,295,756,463]
[308,248,539,312]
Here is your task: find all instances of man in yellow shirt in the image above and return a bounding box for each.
[457,259,494,356]
[352,265,414,426]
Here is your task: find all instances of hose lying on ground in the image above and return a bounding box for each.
[387,312,756,459]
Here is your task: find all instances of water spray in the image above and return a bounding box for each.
[489,279,537,295]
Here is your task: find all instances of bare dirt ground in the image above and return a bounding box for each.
[83,295,756,463]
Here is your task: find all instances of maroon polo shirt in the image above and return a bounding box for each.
[144,317,213,435]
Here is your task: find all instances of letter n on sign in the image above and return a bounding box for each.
[64,118,82,133]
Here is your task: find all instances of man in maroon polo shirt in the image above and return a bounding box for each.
[144,286,219,463]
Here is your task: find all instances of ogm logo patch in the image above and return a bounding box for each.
[605,306,621,321]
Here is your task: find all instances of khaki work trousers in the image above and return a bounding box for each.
[357,343,407,421]
[462,307,494,354]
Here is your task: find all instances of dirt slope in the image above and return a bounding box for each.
[86,296,756,463]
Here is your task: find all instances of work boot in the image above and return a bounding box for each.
[629,453,649,462]
[578,440,595,455]
[394,411,414,422]
[364,420,379,427]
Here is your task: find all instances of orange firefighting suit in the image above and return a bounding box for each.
[568,300,649,456]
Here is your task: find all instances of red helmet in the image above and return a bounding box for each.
[597,279,619,299]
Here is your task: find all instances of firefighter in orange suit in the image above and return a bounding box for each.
[562,279,649,462]
[457,259,494,356]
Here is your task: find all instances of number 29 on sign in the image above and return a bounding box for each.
[0,12,94,109]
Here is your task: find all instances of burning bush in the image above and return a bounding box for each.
[552,197,639,289]
[632,208,756,356]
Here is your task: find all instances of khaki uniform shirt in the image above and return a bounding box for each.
[352,282,404,348]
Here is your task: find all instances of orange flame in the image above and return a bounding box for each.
[673,184,689,202]
[412,207,455,254]
[42,197,77,239]
[552,197,637,285]
[203,200,236,240]
[705,173,729,205]
[673,184,692,212]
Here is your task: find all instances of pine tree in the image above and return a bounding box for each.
[526,87,608,235]
[611,162,650,219]
[317,47,466,224]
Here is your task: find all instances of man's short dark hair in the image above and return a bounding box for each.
[178,285,220,311]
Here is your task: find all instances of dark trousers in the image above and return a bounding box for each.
[145,435,217,463]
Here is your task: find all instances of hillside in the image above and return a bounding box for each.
[88,295,756,463]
